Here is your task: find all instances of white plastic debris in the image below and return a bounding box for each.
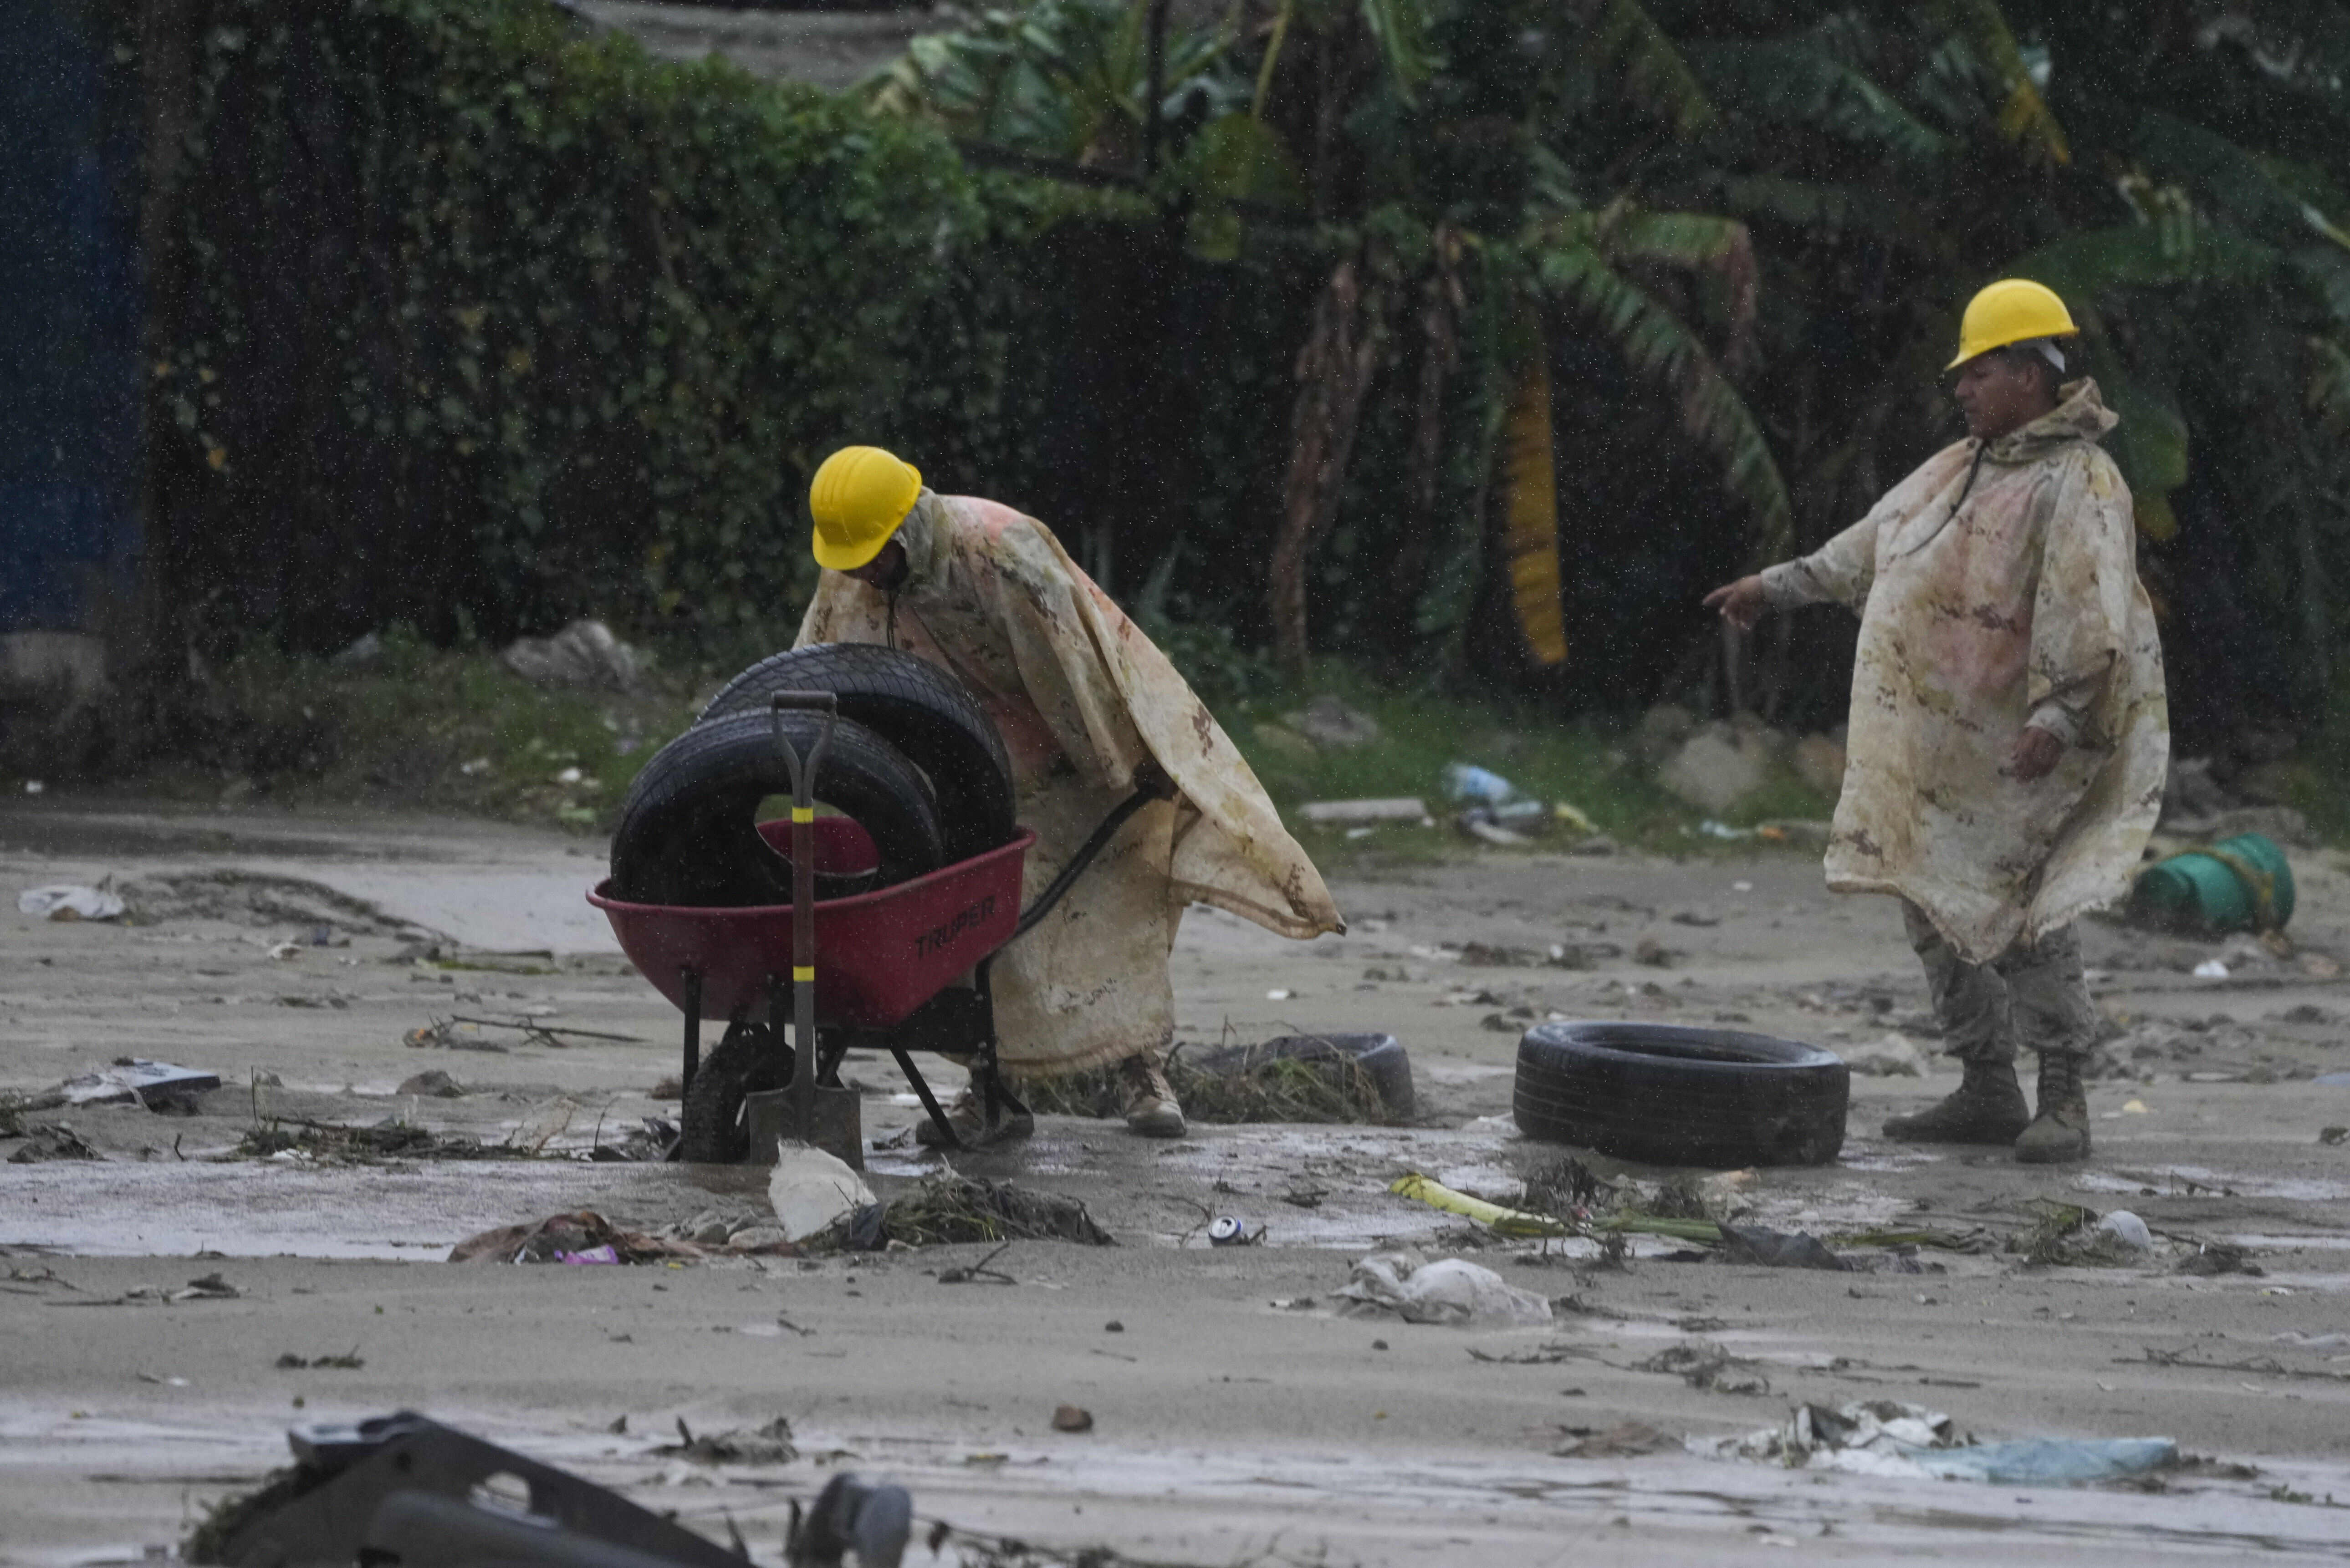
[1334,1248,1553,1328]
[23,779,44,795]
[767,1142,878,1243]
[17,884,125,922]
[1845,1033,1926,1077]
[1299,797,1428,825]
[28,1059,222,1110]
[2092,1210,2154,1256]
[2192,958,2230,979]
[500,619,649,692]
[1705,1399,2176,1483]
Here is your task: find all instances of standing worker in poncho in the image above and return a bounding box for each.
[1706,280,2168,1164]
[796,446,1346,1144]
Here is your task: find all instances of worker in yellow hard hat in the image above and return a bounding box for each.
[797,445,1344,1145]
[1703,280,2169,1165]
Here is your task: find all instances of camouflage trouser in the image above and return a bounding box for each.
[1902,901,2098,1065]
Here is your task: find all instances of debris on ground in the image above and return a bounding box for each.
[658,1415,796,1466]
[1844,1033,1930,1076]
[768,1143,878,1243]
[1389,1172,1569,1237]
[16,883,126,922]
[1544,1419,1681,1459]
[236,1119,539,1162]
[788,1472,914,1568]
[1024,1045,1398,1125]
[23,1059,220,1111]
[1699,1222,1935,1274]
[9,1122,100,1162]
[2022,1200,2156,1267]
[1334,1248,1554,1327]
[1706,1399,2178,1483]
[1050,1404,1095,1433]
[449,1210,793,1264]
[276,1349,364,1369]
[72,1273,242,1307]
[393,1070,465,1099]
[499,618,649,692]
[862,1175,1115,1249]
[2176,1242,2264,1276]
[1635,1340,1773,1394]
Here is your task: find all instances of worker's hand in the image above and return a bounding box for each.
[1131,756,1179,801]
[1702,575,1771,631]
[2010,725,2064,783]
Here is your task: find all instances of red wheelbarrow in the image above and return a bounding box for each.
[590,692,1155,1157]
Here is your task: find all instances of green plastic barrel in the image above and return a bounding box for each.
[2130,832,2295,934]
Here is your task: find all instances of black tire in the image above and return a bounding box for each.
[1184,1033,1415,1116]
[1513,1021,1848,1168]
[610,708,946,907]
[678,1024,796,1164]
[700,643,1016,865]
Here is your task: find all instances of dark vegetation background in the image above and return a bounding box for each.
[120,0,2350,794]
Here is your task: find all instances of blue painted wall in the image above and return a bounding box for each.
[0,0,144,641]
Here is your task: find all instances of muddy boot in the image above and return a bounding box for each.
[912,1084,1035,1149]
[1881,1058,2030,1144]
[1119,1052,1186,1139]
[2014,1050,2091,1164]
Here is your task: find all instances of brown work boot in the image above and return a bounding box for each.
[2014,1050,2091,1164]
[912,1084,1035,1149]
[1881,1058,2030,1144]
[1119,1052,1187,1139]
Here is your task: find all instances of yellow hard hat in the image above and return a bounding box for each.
[809,446,923,571]
[1948,279,2079,370]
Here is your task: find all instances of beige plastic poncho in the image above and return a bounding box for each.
[1760,380,2169,963]
[797,492,1343,1073]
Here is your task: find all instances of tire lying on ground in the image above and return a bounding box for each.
[609,708,946,907]
[1513,1020,1848,1168]
[1184,1033,1415,1117]
[678,1024,796,1164]
[698,643,1016,865]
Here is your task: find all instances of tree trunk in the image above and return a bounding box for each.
[1268,251,1390,675]
[1392,225,1463,618]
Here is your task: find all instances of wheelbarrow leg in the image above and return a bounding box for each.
[971,959,1030,1137]
[890,1045,960,1151]
[680,971,703,1100]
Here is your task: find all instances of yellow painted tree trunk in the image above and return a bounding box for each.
[1497,345,1567,667]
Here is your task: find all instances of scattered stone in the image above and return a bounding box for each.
[1845,1034,1926,1077]
[1659,723,1771,814]
[1051,1405,1095,1434]
[499,619,649,693]
[1250,723,1318,764]
[1282,694,1381,749]
[9,1124,98,1162]
[659,1416,796,1466]
[1791,733,1848,800]
[395,1070,465,1099]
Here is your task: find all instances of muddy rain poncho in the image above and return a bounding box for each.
[798,493,1343,1074]
[1760,380,2169,962]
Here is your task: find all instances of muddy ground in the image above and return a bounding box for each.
[5,798,2350,1565]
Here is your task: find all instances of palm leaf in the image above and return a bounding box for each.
[1691,36,1946,166]
[1533,231,1793,559]
[1357,0,1437,104]
[1931,0,2068,166]
[2007,221,2278,300]
[1569,0,1716,140]
[2097,366,2190,543]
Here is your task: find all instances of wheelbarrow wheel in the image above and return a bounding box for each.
[679,1024,797,1164]
[700,643,1017,865]
[611,708,947,906]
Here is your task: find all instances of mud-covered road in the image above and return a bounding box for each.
[5,799,2350,1565]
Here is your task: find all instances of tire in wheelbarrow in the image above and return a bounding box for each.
[679,1025,796,1164]
[1513,1020,1848,1168]
[699,643,1016,865]
[610,708,946,907]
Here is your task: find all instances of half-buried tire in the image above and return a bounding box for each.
[678,1024,796,1164]
[610,708,945,907]
[1513,1020,1848,1168]
[699,643,1016,866]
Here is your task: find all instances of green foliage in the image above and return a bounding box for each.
[160,0,1028,650]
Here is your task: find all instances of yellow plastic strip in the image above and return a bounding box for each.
[790,807,815,823]
[792,966,815,983]
[1389,1172,1570,1237]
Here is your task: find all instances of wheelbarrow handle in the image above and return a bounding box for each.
[1012,786,1157,942]
[769,691,838,1142]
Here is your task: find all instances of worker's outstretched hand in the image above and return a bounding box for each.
[1131,756,1179,801]
[2010,725,2064,782]
[1702,575,1770,631]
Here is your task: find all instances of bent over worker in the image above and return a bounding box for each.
[1704,280,2168,1163]
[796,446,1345,1144]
